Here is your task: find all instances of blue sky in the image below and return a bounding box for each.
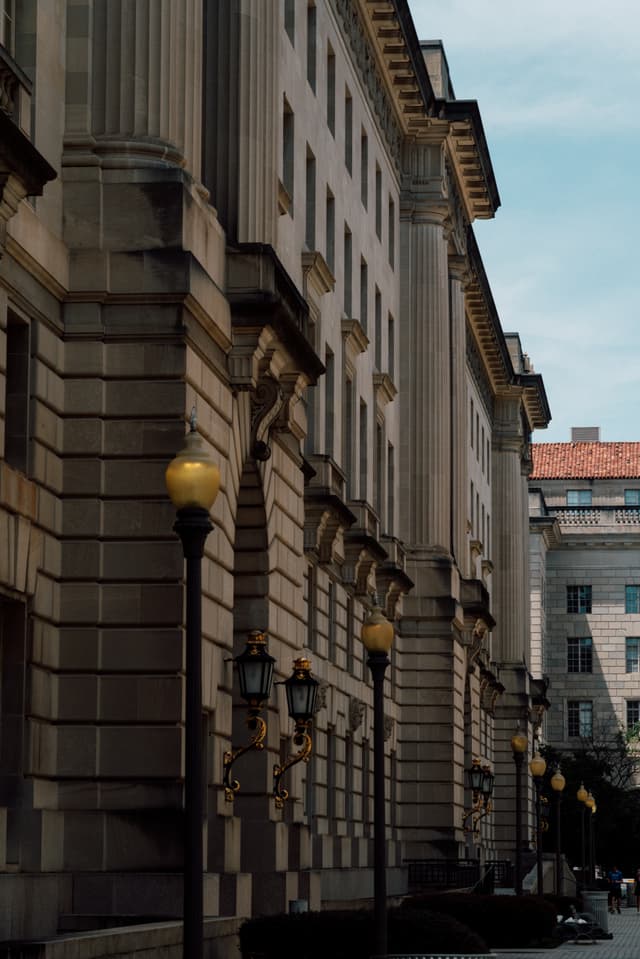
[408,1,640,443]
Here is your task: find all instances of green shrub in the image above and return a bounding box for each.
[239,907,488,959]
[400,893,557,948]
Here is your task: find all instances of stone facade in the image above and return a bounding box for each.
[0,0,549,939]
[530,438,640,755]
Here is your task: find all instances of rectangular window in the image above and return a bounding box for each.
[470,399,474,450]
[374,288,381,370]
[567,585,592,614]
[625,490,640,506]
[328,580,336,661]
[388,313,395,381]
[305,146,316,249]
[326,727,336,823]
[470,481,475,535]
[326,44,335,135]
[387,442,395,536]
[486,437,491,482]
[627,700,640,731]
[567,489,592,506]
[344,88,353,174]
[360,130,368,208]
[359,258,368,333]
[1,0,14,53]
[476,413,480,460]
[359,400,367,501]
[626,585,640,614]
[343,225,352,316]
[346,596,355,674]
[284,0,295,45]
[282,99,294,209]
[324,348,334,457]
[345,736,354,827]
[567,637,592,673]
[5,314,30,474]
[481,426,485,473]
[306,3,316,91]
[626,637,640,673]
[375,164,382,239]
[307,564,317,651]
[325,189,335,273]
[388,196,395,267]
[568,700,593,738]
[344,377,354,499]
[375,422,383,520]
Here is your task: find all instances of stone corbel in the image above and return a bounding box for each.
[349,697,366,733]
[466,618,488,672]
[342,542,376,596]
[383,716,395,743]
[249,373,285,461]
[314,682,329,715]
[375,562,413,621]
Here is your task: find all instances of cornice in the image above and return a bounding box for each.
[465,226,513,395]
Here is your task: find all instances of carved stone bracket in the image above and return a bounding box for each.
[250,374,285,461]
[314,682,329,714]
[383,716,395,742]
[304,455,356,564]
[479,665,504,715]
[349,697,366,733]
[376,537,413,620]
[466,618,488,673]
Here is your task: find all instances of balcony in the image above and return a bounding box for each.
[552,506,640,529]
[0,44,31,136]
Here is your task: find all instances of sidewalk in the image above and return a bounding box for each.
[493,905,640,959]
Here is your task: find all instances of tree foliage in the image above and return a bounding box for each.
[540,722,640,876]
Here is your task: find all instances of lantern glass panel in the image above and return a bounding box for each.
[238,657,274,704]
[468,763,483,792]
[286,678,318,721]
[481,769,494,798]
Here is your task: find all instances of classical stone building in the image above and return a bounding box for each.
[0,0,549,940]
[530,429,640,752]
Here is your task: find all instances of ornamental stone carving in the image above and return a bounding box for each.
[349,697,366,732]
[250,375,285,461]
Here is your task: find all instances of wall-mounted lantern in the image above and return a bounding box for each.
[462,758,494,837]
[223,630,275,801]
[273,658,319,808]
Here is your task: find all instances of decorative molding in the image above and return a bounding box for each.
[373,372,398,408]
[302,251,335,296]
[250,374,285,461]
[341,318,369,357]
[466,322,494,420]
[314,682,329,714]
[349,697,366,732]
[329,0,403,172]
[383,715,395,742]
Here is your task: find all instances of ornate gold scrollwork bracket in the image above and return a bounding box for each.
[472,799,492,836]
[273,721,313,809]
[462,794,484,835]
[222,711,267,802]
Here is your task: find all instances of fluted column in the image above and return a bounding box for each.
[449,257,468,573]
[491,393,528,663]
[65,0,203,175]
[399,208,450,550]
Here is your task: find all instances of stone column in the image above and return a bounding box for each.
[65,0,203,175]
[399,206,451,551]
[491,391,533,859]
[449,256,468,574]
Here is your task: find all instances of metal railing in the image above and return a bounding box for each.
[405,858,513,893]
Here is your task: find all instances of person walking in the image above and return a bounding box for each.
[608,865,624,914]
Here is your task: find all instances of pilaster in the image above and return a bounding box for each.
[449,255,468,573]
[399,205,451,551]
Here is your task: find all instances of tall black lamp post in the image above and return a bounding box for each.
[577,782,588,886]
[361,605,394,959]
[551,766,566,895]
[166,412,220,959]
[529,752,547,894]
[511,727,528,896]
[585,792,595,883]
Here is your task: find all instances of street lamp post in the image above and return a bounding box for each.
[511,727,528,896]
[551,767,566,896]
[166,412,221,959]
[361,605,394,959]
[577,783,588,887]
[585,792,595,884]
[529,752,547,894]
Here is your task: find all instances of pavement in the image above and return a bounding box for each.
[493,905,640,959]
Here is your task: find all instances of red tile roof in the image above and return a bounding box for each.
[531,443,640,479]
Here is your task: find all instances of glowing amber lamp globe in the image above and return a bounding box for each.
[577,782,588,803]
[166,424,220,511]
[511,730,528,754]
[529,753,547,778]
[361,606,394,655]
[585,792,595,810]
[551,768,566,792]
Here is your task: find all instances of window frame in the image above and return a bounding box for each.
[625,489,640,506]
[567,636,593,673]
[568,700,593,738]
[567,489,592,506]
[626,637,640,674]
[625,585,640,614]
[567,585,592,614]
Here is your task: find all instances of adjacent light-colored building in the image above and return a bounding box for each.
[530,428,640,752]
[0,0,549,940]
